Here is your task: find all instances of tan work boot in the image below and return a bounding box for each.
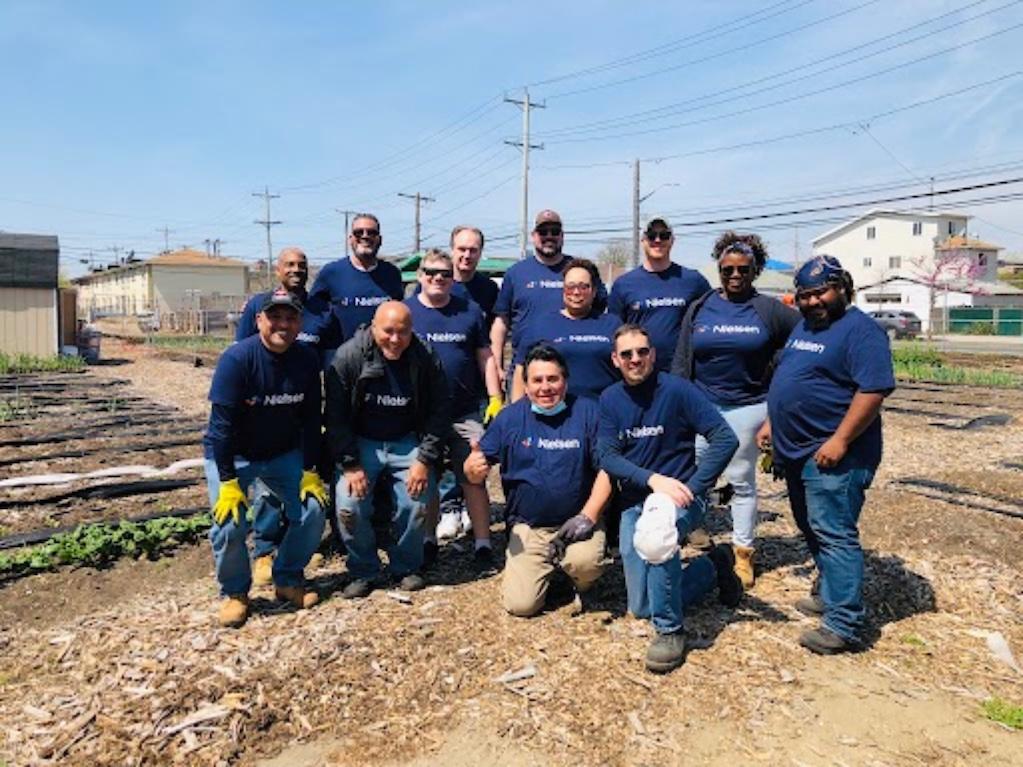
[218,594,250,628]
[252,555,274,587]
[733,545,755,588]
[276,585,320,610]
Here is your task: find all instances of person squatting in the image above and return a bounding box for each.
[204,210,894,674]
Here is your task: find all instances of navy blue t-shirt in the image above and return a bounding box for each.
[598,372,729,507]
[494,255,607,355]
[234,290,341,352]
[355,355,417,441]
[767,307,895,467]
[405,295,488,416]
[479,396,600,528]
[516,311,621,400]
[692,293,772,407]
[308,257,404,342]
[608,263,711,372]
[204,335,321,479]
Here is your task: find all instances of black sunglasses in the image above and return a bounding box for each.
[719,264,753,277]
[536,225,562,236]
[422,267,453,279]
[645,230,672,242]
[352,228,379,238]
[617,346,651,361]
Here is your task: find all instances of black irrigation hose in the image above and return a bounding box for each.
[932,413,1012,431]
[0,477,201,510]
[892,477,1023,520]
[0,436,201,469]
[0,408,182,430]
[0,505,208,551]
[883,404,973,420]
[0,420,204,447]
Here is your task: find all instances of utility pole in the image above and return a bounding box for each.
[156,226,174,253]
[504,88,545,258]
[109,245,122,266]
[632,159,641,267]
[253,186,281,284]
[397,192,435,253]
[336,209,360,240]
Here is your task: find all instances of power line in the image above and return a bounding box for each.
[397,192,435,253]
[252,187,281,281]
[504,89,546,257]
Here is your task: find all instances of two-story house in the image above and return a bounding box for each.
[811,209,1018,332]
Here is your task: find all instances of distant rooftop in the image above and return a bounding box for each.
[935,235,1002,252]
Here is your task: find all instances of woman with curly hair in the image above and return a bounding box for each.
[671,231,799,587]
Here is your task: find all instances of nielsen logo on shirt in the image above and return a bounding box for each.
[788,338,826,354]
[297,332,319,343]
[622,424,665,440]
[645,297,687,308]
[536,437,581,449]
[375,394,410,407]
[561,334,610,343]
[525,279,564,289]
[426,331,467,343]
[250,392,305,406]
[712,324,761,334]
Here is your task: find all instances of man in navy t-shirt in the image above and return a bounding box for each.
[203,288,329,627]
[490,209,607,389]
[464,344,611,617]
[758,255,895,655]
[608,216,711,373]
[233,246,341,583]
[308,213,404,347]
[405,248,503,570]
[598,324,741,673]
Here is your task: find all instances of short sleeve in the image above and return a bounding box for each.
[846,320,896,393]
[478,412,505,465]
[208,353,245,407]
[494,275,514,317]
[607,281,625,318]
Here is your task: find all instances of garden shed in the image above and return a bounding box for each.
[0,232,60,357]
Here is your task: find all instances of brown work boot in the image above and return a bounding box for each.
[218,594,250,628]
[275,585,320,610]
[252,555,274,587]
[733,545,755,588]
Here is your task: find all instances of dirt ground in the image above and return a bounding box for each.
[1,343,1021,766]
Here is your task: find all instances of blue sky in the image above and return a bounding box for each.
[2,0,1022,277]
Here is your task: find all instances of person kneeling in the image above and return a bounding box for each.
[464,344,610,616]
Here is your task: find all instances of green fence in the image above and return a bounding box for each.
[948,307,1023,336]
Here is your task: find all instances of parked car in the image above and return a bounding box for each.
[868,310,922,339]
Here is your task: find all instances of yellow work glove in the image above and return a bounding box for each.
[299,470,329,507]
[483,395,504,425]
[212,478,248,526]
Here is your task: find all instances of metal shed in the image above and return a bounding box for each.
[0,233,60,357]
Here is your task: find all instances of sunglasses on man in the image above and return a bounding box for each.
[352,228,379,239]
[422,267,453,279]
[645,229,672,242]
[536,225,562,237]
[617,346,651,361]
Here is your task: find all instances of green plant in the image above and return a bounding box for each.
[893,361,1023,388]
[963,321,997,336]
[0,353,85,375]
[0,513,211,578]
[892,345,944,367]
[982,698,1023,729]
[106,396,125,413]
[901,634,926,647]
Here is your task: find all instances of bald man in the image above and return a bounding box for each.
[325,301,453,596]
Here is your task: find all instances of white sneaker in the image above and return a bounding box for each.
[436,511,462,540]
[460,510,471,535]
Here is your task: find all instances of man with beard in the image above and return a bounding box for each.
[757,255,895,655]
[490,210,606,389]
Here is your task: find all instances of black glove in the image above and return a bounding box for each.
[547,514,595,563]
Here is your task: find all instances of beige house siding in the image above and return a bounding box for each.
[0,286,57,356]
[150,265,247,315]
[76,266,151,317]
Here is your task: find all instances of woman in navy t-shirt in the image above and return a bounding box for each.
[510,258,620,402]
[672,232,799,587]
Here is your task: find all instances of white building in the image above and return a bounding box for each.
[811,209,1013,331]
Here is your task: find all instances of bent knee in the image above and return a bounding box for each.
[503,590,544,618]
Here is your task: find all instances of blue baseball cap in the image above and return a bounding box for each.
[794,254,845,291]
[260,287,303,313]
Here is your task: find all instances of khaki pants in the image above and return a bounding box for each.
[502,521,606,617]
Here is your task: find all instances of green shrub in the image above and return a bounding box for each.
[963,321,996,336]
[0,513,211,577]
[0,353,86,375]
[893,361,1022,388]
[982,698,1023,729]
[892,345,944,367]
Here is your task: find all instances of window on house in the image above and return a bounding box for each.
[863,257,872,268]
[889,256,902,269]
[866,226,876,240]
[912,222,922,235]
[978,253,988,267]
[948,221,956,235]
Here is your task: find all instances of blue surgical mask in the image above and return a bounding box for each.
[531,400,567,417]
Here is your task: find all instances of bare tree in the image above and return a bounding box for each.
[594,239,631,283]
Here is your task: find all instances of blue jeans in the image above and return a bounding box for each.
[784,456,875,641]
[249,486,285,558]
[335,435,435,580]
[204,450,325,596]
[619,499,717,635]
[695,401,768,547]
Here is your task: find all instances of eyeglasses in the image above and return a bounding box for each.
[536,225,562,237]
[645,230,672,242]
[352,228,379,239]
[617,346,651,361]
[719,264,753,277]
[422,267,453,279]
[564,282,593,293]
